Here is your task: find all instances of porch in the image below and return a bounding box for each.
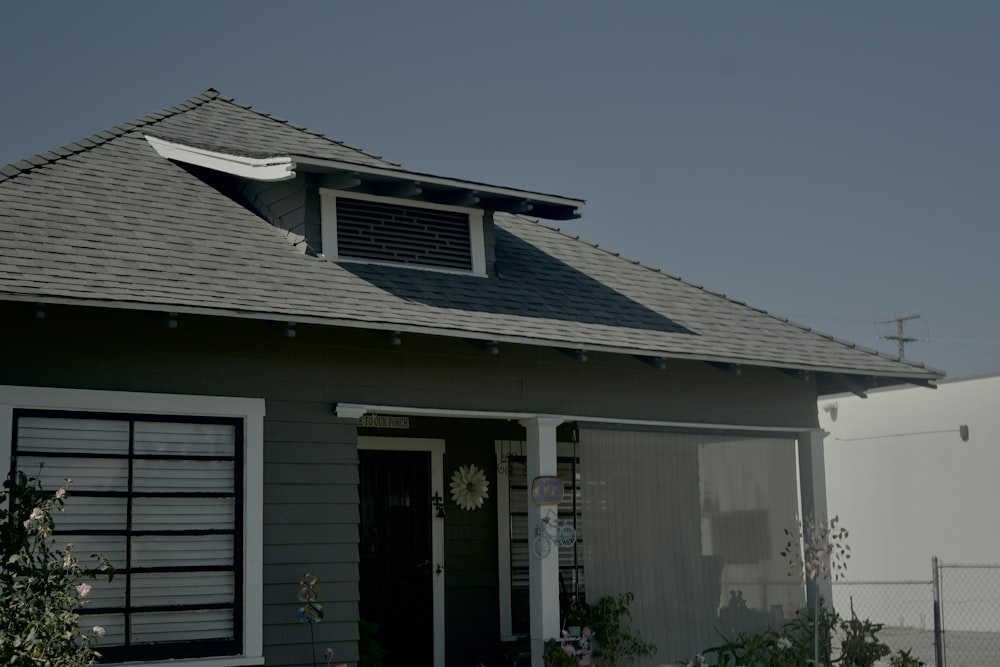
[340,404,827,667]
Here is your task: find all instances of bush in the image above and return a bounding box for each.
[0,468,113,666]
[544,638,578,667]
[703,600,921,667]
[589,592,656,667]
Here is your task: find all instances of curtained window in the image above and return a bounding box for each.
[579,427,804,664]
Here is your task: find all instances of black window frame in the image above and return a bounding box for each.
[11,409,245,663]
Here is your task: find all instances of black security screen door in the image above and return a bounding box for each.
[359,450,433,666]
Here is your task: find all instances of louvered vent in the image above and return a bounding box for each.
[336,197,472,270]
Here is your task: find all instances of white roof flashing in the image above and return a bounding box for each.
[145,135,296,182]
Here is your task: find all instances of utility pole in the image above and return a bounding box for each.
[879,313,920,360]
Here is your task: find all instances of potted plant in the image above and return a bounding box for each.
[544,638,577,667]
[565,595,590,637]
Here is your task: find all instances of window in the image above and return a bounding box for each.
[495,441,583,638]
[577,428,803,660]
[0,387,264,667]
[320,189,487,275]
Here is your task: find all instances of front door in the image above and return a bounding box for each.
[359,449,434,666]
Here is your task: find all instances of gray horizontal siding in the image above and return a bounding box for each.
[0,302,824,667]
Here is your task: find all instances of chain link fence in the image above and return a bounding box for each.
[830,563,1000,667]
[936,563,1000,667]
[831,580,937,665]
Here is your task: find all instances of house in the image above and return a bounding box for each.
[820,373,1000,632]
[0,89,943,667]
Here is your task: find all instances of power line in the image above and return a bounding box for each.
[928,337,1000,346]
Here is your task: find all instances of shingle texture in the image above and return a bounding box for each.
[0,89,940,381]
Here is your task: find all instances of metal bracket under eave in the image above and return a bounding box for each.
[707,361,742,376]
[831,373,869,399]
[779,368,811,382]
[557,348,588,363]
[473,340,500,356]
[636,355,667,370]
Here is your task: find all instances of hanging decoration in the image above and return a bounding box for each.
[496,438,526,476]
[532,523,552,559]
[296,573,326,667]
[297,573,323,623]
[450,463,490,511]
[557,521,578,547]
[532,476,564,505]
[497,440,515,475]
[532,510,577,559]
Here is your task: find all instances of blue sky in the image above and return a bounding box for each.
[2,1,998,379]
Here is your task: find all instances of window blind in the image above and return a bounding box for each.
[13,411,242,662]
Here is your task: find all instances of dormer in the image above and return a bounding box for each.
[145,135,585,277]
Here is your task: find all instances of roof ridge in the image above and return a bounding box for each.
[0,89,221,185]
[0,88,401,185]
[535,218,936,374]
[209,91,401,168]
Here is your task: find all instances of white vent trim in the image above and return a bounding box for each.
[319,189,487,276]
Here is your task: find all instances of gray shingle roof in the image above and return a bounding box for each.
[0,89,941,383]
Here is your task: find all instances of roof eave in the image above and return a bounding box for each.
[292,155,585,220]
[142,135,584,220]
[4,294,943,387]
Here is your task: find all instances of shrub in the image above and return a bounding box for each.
[704,601,920,667]
[589,592,656,667]
[0,468,113,667]
[544,638,578,667]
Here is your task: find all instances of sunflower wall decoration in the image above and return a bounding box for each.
[450,463,490,511]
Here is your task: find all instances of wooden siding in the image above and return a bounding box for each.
[239,174,322,256]
[0,302,821,667]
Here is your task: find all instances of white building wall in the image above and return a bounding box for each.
[819,373,1000,581]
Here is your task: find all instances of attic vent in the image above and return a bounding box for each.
[338,197,471,269]
[320,189,487,275]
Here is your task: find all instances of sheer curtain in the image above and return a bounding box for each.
[579,428,804,664]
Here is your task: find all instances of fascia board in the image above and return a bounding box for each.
[293,155,585,215]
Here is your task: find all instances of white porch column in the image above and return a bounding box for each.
[521,416,564,667]
[798,429,832,608]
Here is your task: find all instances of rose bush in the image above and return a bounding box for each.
[1,467,113,666]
